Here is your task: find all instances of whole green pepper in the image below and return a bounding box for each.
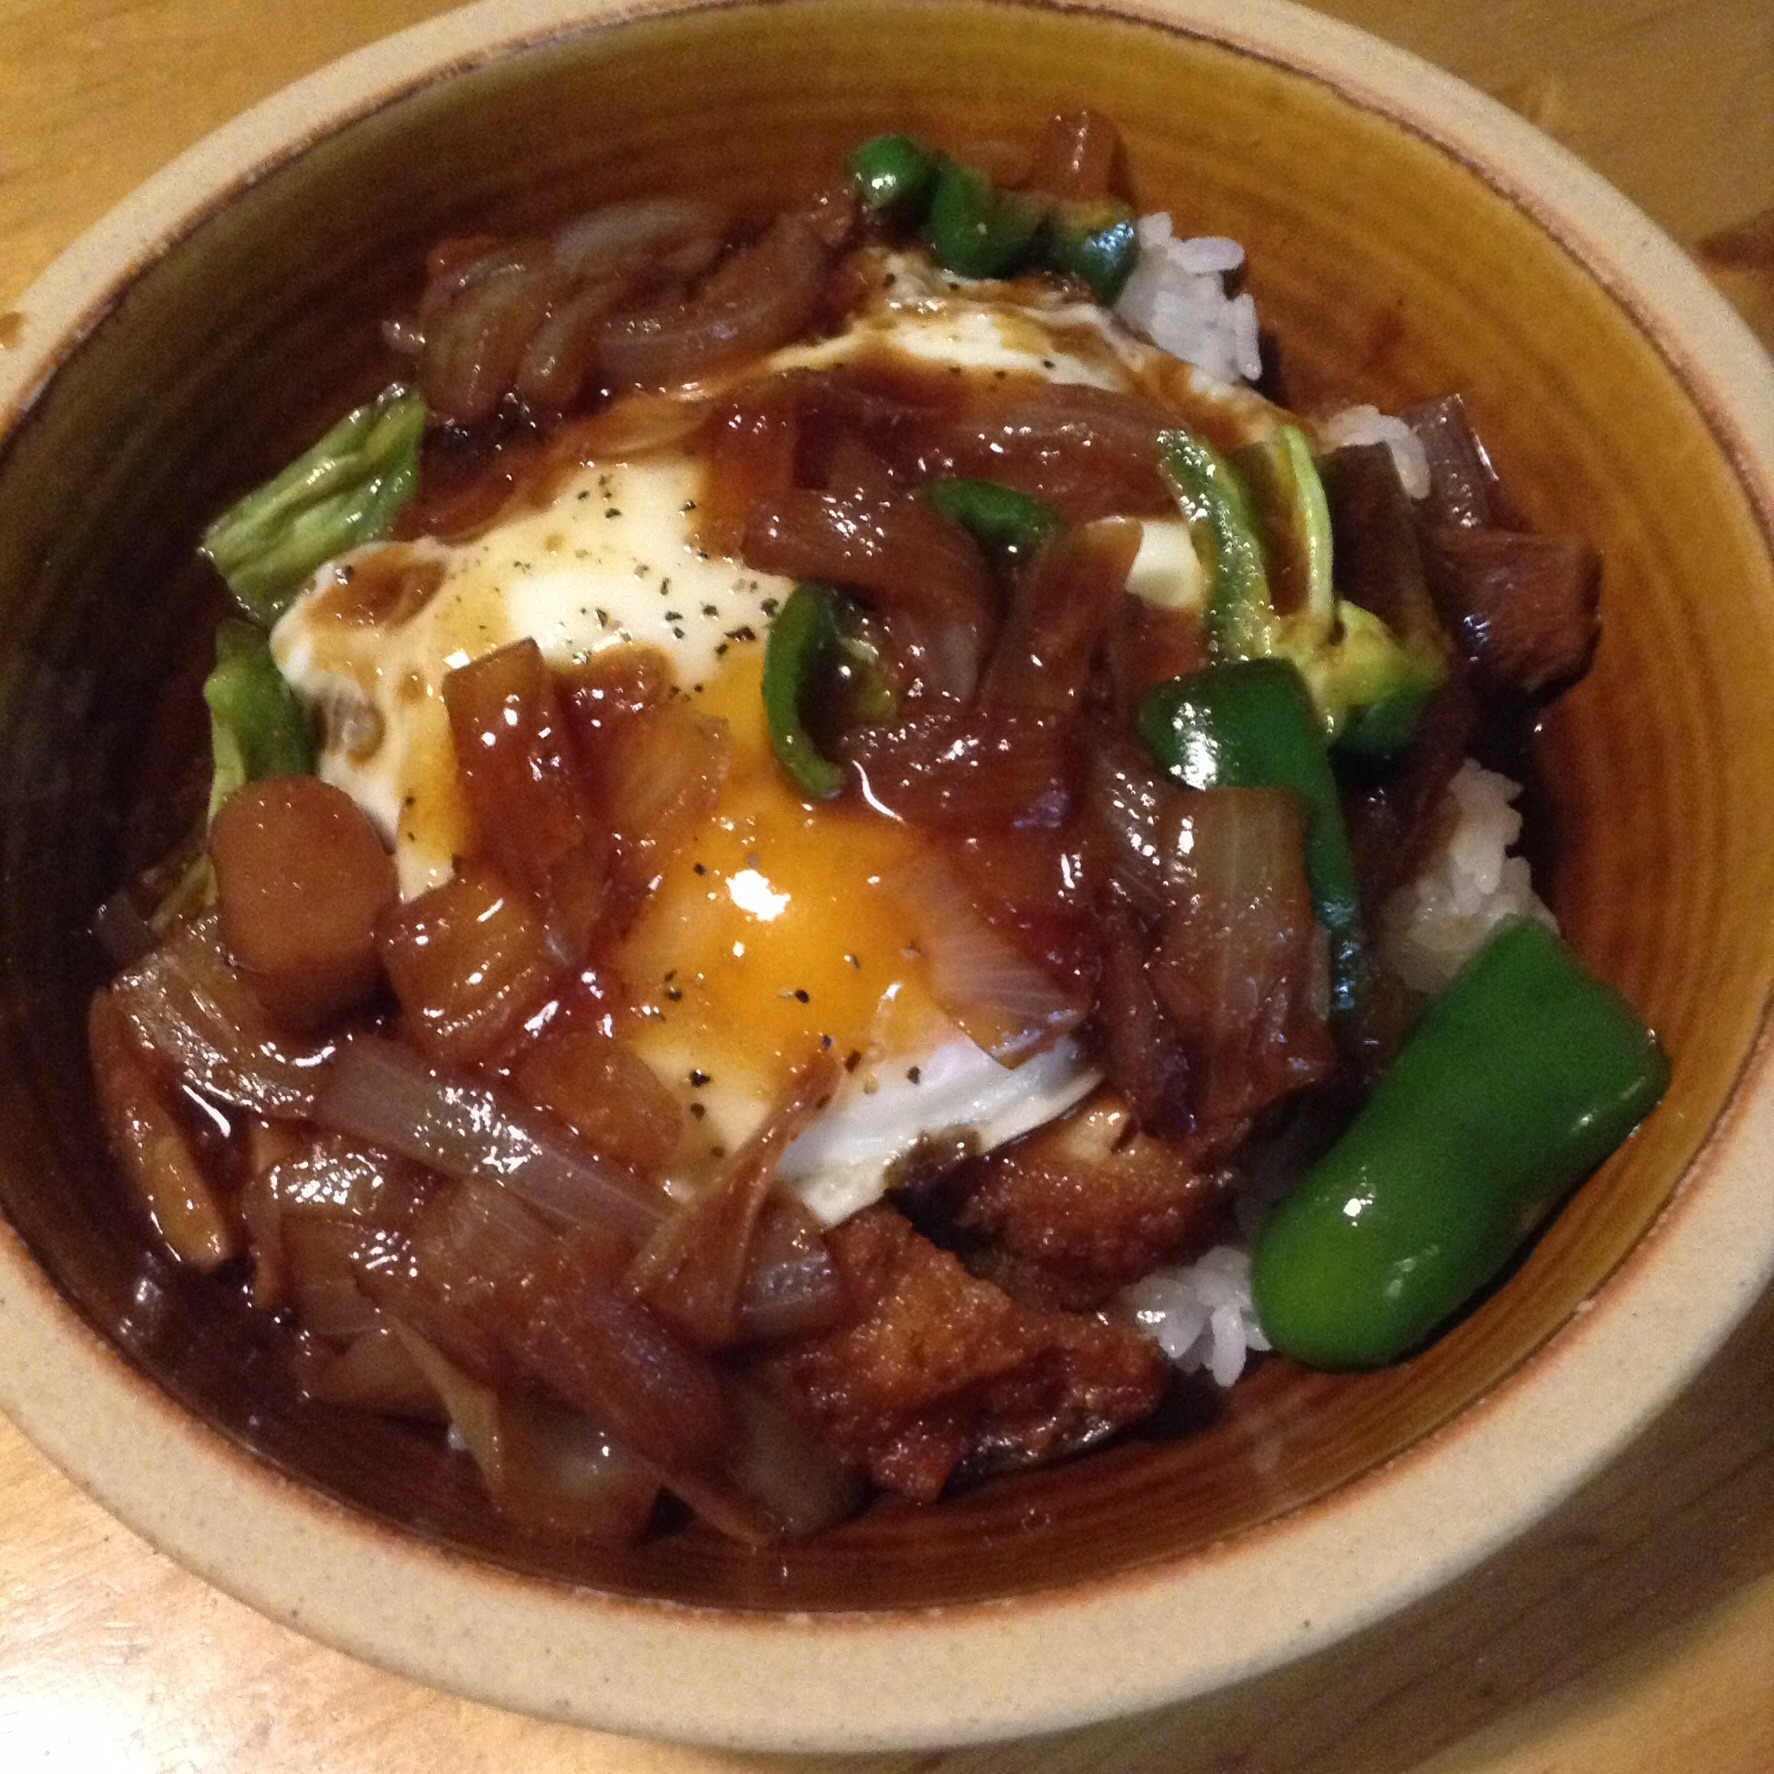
[1252,917,1671,1369]
[846,134,940,220]
[762,584,849,802]
[923,477,1060,564]
[923,159,1043,279]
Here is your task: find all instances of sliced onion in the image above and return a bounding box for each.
[504,1231,739,1474]
[980,517,1141,716]
[1085,737,1169,920]
[596,213,829,389]
[890,859,1087,1064]
[549,198,724,280]
[87,989,236,1272]
[1093,896,1194,1138]
[306,1322,445,1419]
[283,1218,384,1339]
[314,1035,665,1244]
[494,1392,661,1542]
[626,1054,839,1349]
[548,393,712,467]
[843,699,1074,831]
[422,251,565,425]
[601,703,731,924]
[513,275,628,413]
[672,1378,864,1543]
[392,1320,506,1480]
[739,1192,847,1342]
[915,384,1172,523]
[1148,786,1337,1145]
[741,489,994,698]
[109,914,334,1120]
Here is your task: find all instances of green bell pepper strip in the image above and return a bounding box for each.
[923,478,1061,562]
[847,134,940,220]
[1158,424,1438,752]
[923,159,1043,279]
[1041,199,1139,303]
[1157,427,1274,660]
[762,584,849,802]
[1251,917,1671,1369]
[1138,658,1366,1018]
[203,619,316,821]
[201,383,426,626]
[1227,426,1336,648]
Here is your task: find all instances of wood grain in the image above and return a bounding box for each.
[1,2,1770,1768]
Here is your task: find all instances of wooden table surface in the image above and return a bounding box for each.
[2,2,1770,1769]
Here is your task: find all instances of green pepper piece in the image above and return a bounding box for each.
[201,383,426,626]
[1161,424,1443,748]
[763,584,848,802]
[1325,604,1445,757]
[847,134,940,220]
[923,159,1042,279]
[924,477,1061,562]
[1252,917,1671,1369]
[1157,428,1272,661]
[1041,198,1139,302]
[203,619,315,821]
[1138,657,1360,964]
[1228,426,1337,649]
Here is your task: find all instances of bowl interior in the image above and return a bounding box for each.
[1,0,1770,1613]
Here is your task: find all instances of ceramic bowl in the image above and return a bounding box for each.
[0,0,1770,1751]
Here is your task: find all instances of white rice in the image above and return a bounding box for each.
[1378,760,1557,996]
[1114,214,1262,386]
[1317,403,1432,501]
[1124,761,1554,1384]
[1123,1247,1270,1388]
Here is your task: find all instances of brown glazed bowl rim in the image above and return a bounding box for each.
[2,0,1772,1751]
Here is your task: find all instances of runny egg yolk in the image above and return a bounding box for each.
[613,646,950,1166]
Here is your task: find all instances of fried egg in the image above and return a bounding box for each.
[270,270,1271,1220]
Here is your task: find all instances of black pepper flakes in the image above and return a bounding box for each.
[793,988,810,1004]
[689,1102,707,1120]
[907,1066,922,1084]
[689,1069,711,1088]
[844,1050,862,1073]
